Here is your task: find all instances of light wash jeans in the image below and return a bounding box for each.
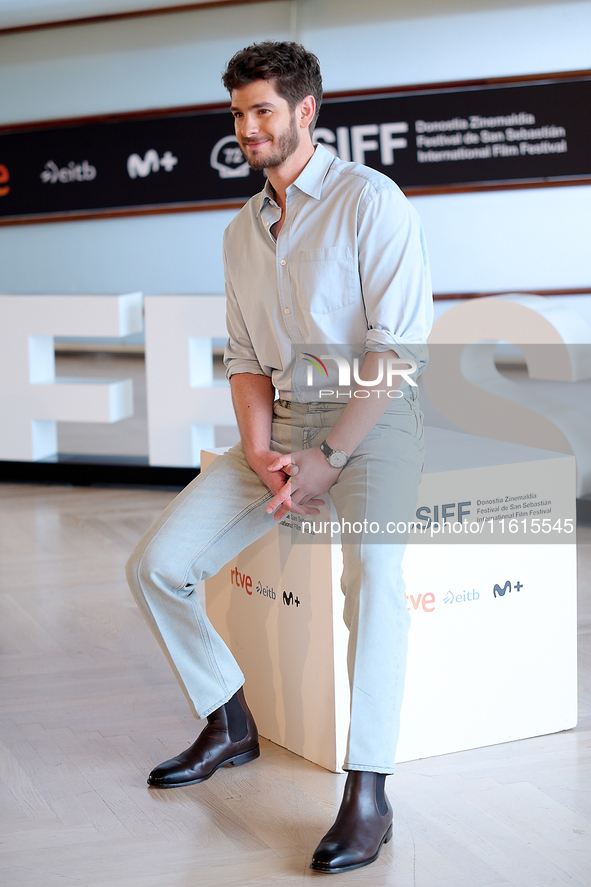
[126,394,424,773]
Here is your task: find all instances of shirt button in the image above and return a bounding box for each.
[280,259,287,266]
[283,307,291,315]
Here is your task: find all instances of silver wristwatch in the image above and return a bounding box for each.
[320,440,349,469]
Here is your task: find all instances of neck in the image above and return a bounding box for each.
[265,140,315,211]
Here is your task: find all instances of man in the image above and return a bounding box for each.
[126,41,432,874]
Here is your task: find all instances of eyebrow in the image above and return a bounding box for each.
[229,101,277,112]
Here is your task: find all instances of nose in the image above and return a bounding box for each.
[240,112,260,138]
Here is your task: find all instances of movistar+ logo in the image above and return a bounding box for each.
[493,580,523,598]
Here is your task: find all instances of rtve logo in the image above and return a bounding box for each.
[0,163,9,196]
[230,566,252,594]
[313,122,409,166]
[127,149,178,179]
[230,568,277,600]
[405,591,435,613]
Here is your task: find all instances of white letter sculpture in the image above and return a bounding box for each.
[144,295,234,467]
[424,293,591,496]
[0,293,142,462]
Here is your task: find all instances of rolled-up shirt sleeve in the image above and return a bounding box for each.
[357,183,433,374]
[223,235,269,381]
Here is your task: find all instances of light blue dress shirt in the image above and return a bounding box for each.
[223,143,433,401]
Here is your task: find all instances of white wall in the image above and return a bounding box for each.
[0,0,208,31]
[1,0,590,296]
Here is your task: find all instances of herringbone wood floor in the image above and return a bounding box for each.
[1,481,590,886]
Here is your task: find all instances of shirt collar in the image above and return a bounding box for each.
[256,143,334,216]
[292,142,334,199]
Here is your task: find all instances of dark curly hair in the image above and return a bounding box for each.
[222,41,323,131]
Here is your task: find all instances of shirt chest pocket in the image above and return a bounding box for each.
[293,245,357,314]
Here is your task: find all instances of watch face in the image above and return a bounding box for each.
[329,450,348,468]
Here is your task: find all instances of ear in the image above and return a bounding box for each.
[298,94,316,131]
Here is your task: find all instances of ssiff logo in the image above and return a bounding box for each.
[313,122,408,165]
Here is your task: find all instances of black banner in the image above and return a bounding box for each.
[318,75,590,189]
[0,72,589,223]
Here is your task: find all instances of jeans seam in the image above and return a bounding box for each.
[133,542,232,702]
[179,490,273,699]
[179,491,273,590]
[189,596,231,694]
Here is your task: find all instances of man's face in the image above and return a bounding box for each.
[230,79,300,171]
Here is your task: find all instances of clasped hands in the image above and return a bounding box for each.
[248,447,343,522]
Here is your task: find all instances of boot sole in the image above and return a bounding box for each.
[309,822,393,874]
[147,744,260,788]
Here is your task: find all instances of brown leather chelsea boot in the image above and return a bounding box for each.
[147,687,259,788]
[310,770,393,873]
